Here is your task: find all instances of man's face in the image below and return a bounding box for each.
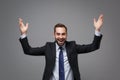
[54,27,67,46]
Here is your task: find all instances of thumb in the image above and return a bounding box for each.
[26,23,29,28]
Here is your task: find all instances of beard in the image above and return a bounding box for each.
[55,38,66,46]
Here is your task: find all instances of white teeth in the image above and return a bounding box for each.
[59,41,63,42]
[59,40,63,42]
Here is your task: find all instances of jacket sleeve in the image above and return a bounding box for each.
[75,35,103,54]
[19,37,46,56]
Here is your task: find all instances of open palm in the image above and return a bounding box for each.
[19,18,29,35]
[94,14,103,31]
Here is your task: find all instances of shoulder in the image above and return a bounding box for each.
[45,42,55,47]
[46,42,55,44]
[66,41,76,45]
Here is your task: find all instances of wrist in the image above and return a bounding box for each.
[95,30,101,36]
[20,33,27,39]
[21,32,27,35]
[95,29,100,32]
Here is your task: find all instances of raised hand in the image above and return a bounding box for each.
[19,18,29,35]
[94,14,103,31]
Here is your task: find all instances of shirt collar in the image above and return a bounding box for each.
[55,43,65,50]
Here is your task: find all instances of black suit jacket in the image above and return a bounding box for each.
[19,35,102,80]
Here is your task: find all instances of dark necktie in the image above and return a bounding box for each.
[59,47,65,80]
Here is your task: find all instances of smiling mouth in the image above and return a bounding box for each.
[58,39,65,42]
[58,39,65,43]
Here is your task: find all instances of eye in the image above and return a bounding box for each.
[62,33,66,35]
[56,33,60,35]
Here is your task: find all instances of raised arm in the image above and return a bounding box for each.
[18,18,46,56]
[76,14,103,54]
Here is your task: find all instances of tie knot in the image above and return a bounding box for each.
[59,47,63,50]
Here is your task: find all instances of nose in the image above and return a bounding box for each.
[59,34,63,38]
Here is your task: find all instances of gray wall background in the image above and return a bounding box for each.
[0,0,120,80]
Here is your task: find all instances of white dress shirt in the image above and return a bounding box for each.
[50,43,74,80]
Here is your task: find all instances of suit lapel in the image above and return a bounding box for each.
[65,41,71,58]
[50,42,56,64]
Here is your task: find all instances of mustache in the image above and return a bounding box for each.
[55,39,66,42]
[56,38,65,41]
[55,40,66,46]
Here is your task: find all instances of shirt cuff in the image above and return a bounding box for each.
[95,30,101,36]
[20,34,27,39]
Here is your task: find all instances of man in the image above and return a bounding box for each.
[19,14,103,80]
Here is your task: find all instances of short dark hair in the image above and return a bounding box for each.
[54,23,67,33]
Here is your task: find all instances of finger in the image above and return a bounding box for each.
[19,18,23,23]
[100,14,103,17]
[99,14,103,20]
[100,14,104,22]
[19,18,25,27]
[19,18,22,25]
[26,23,29,27]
